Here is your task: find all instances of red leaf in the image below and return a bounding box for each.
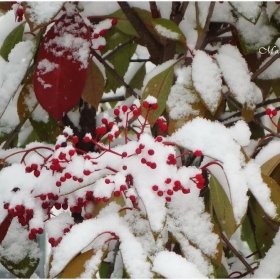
[0,214,13,245]
[34,8,91,121]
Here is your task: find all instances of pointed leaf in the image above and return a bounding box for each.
[209,175,237,238]
[141,60,177,124]
[192,50,222,115]
[0,214,13,245]
[34,11,91,121]
[81,59,105,110]
[229,2,262,24]
[0,22,25,61]
[151,18,186,42]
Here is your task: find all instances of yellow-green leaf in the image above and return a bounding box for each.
[82,59,104,110]
[141,61,177,124]
[261,154,280,176]
[0,22,25,61]
[241,103,255,123]
[209,175,237,238]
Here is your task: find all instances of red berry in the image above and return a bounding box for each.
[152,185,158,191]
[107,134,114,141]
[151,103,158,110]
[161,123,167,131]
[182,188,190,194]
[55,144,61,150]
[99,29,106,36]
[197,183,204,189]
[272,109,278,116]
[165,178,171,184]
[84,136,91,142]
[98,45,105,51]
[114,108,120,116]
[78,178,83,183]
[135,148,141,154]
[48,193,54,200]
[114,190,121,197]
[86,191,93,199]
[63,228,70,234]
[42,201,49,209]
[111,18,118,25]
[64,172,71,179]
[167,189,173,196]
[34,170,40,177]
[265,108,271,115]
[40,194,46,200]
[157,190,163,197]
[54,202,61,210]
[141,158,147,164]
[56,181,61,187]
[120,185,127,191]
[129,195,136,201]
[105,178,111,184]
[62,203,68,210]
[25,166,32,173]
[139,144,145,149]
[31,163,38,170]
[48,237,55,244]
[150,162,157,169]
[165,196,171,202]
[148,149,154,155]
[122,165,127,170]
[93,33,99,39]
[122,105,128,112]
[102,118,108,124]
[28,232,36,240]
[143,101,149,108]
[155,136,163,142]
[60,176,66,182]
[26,209,33,215]
[72,136,79,144]
[173,185,180,192]
[83,170,91,176]
[17,7,23,16]
[84,212,92,219]
[3,203,9,210]
[69,150,75,156]
[122,152,127,158]
[194,150,202,157]
[94,197,101,203]
[103,197,109,202]
[15,205,24,212]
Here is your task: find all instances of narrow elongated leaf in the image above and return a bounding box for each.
[82,59,105,110]
[34,11,91,121]
[209,175,237,238]
[0,22,24,61]
[151,18,186,42]
[141,60,177,124]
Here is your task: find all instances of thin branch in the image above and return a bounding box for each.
[101,95,125,103]
[262,216,279,232]
[91,49,140,99]
[251,53,280,80]
[149,1,161,18]
[118,1,163,64]
[252,118,280,138]
[130,58,150,62]
[2,123,23,150]
[103,36,136,60]
[221,233,254,275]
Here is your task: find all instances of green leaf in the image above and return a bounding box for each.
[151,18,186,43]
[81,58,105,110]
[141,61,177,124]
[209,175,238,238]
[215,264,228,278]
[99,261,110,278]
[241,103,255,123]
[241,214,257,253]
[248,121,264,140]
[105,42,137,93]
[262,174,280,221]
[229,2,262,24]
[125,63,146,98]
[250,196,279,256]
[0,22,25,61]
[261,154,280,176]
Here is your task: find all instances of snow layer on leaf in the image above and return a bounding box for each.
[0,219,40,263]
[258,57,280,80]
[152,251,206,279]
[236,12,278,50]
[192,50,222,114]
[25,2,63,26]
[228,120,251,146]
[167,84,199,120]
[230,2,261,22]
[215,45,259,108]
[244,161,276,218]
[50,214,152,278]
[254,230,280,278]
[170,117,249,223]
[255,139,280,166]
[154,25,180,40]
[0,40,35,117]
[197,2,211,28]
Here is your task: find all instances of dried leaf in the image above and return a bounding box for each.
[0,214,13,245]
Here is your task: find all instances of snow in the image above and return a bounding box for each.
[152,251,207,279]
[25,2,63,27]
[154,25,180,40]
[230,2,262,23]
[170,117,250,224]
[258,57,280,80]
[192,50,222,114]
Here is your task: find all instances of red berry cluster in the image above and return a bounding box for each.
[12,2,24,22]
[265,108,277,117]
[91,18,118,51]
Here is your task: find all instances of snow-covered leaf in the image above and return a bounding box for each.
[82,58,105,110]
[229,2,262,24]
[261,154,280,176]
[151,18,186,42]
[209,175,237,238]
[34,7,91,121]
[192,50,222,115]
[23,2,63,32]
[0,22,24,61]
[141,60,177,124]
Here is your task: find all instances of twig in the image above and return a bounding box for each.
[221,233,254,275]
[103,36,136,60]
[130,58,150,62]
[262,216,279,233]
[101,95,125,103]
[118,1,163,64]
[149,2,161,18]
[251,53,280,80]
[91,49,140,99]
[2,123,23,149]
